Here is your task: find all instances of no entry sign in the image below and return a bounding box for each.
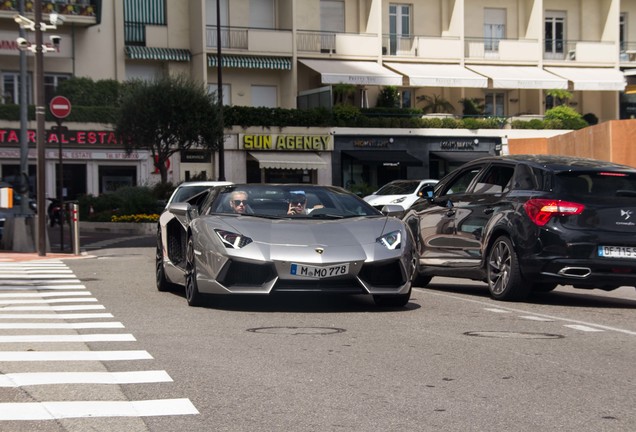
[50,96,72,119]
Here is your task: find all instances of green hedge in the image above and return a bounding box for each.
[0,103,587,130]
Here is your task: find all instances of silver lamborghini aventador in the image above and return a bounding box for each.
[156,184,416,307]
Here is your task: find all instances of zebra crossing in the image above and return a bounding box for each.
[0,260,199,422]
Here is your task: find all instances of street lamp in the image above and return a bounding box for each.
[14,0,61,256]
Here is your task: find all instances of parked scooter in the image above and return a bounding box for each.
[47,198,63,227]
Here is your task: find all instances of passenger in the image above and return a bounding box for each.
[287,191,307,215]
[229,190,249,214]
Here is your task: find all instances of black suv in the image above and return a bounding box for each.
[404,155,636,301]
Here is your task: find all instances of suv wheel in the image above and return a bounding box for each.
[487,236,530,301]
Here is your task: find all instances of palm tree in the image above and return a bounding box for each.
[417,94,455,113]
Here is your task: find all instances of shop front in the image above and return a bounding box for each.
[0,126,153,200]
[239,133,332,184]
[332,133,502,190]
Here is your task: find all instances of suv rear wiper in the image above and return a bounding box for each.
[616,190,636,197]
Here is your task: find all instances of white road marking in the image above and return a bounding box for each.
[0,291,91,298]
[419,288,636,336]
[0,284,86,290]
[0,313,114,319]
[519,315,555,322]
[484,308,510,313]
[1,305,105,311]
[0,350,153,361]
[0,274,78,279]
[0,398,199,420]
[0,370,173,387]
[0,269,73,274]
[0,298,97,305]
[0,334,136,343]
[564,324,605,332]
[0,322,124,329]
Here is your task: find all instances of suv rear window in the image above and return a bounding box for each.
[554,172,636,197]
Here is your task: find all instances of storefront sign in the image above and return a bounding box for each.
[439,140,479,150]
[353,138,390,148]
[0,128,122,145]
[181,150,212,163]
[241,134,332,151]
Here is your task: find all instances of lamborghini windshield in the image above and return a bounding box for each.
[209,185,382,218]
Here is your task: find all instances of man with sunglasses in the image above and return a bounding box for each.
[287,190,308,215]
[229,190,249,214]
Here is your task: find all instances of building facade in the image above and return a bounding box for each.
[1,0,634,198]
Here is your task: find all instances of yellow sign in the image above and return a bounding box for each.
[242,134,332,151]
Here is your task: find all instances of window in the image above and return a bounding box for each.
[320,0,344,52]
[206,0,229,48]
[44,74,69,105]
[2,72,66,105]
[125,63,164,81]
[473,165,514,194]
[442,167,482,196]
[208,83,231,106]
[251,85,277,108]
[620,13,627,52]
[389,4,411,55]
[484,92,505,116]
[545,11,566,58]
[2,72,31,105]
[484,8,506,53]
[250,0,274,29]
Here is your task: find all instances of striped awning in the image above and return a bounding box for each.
[208,55,292,70]
[125,46,192,62]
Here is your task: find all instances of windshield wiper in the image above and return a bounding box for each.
[616,190,636,197]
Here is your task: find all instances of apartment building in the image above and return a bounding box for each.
[0,0,634,197]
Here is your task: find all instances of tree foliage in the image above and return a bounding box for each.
[417,94,455,113]
[115,75,222,183]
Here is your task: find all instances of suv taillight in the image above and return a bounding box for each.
[523,199,585,226]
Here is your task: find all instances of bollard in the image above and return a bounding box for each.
[70,202,80,255]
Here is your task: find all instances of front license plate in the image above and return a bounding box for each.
[598,246,636,259]
[290,263,350,278]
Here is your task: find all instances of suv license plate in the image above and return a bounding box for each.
[290,263,349,278]
[598,246,636,258]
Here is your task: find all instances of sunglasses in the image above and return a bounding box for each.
[232,200,247,206]
[289,199,306,206]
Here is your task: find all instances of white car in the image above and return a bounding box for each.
[165,181,233,208]
[363,179,438,211]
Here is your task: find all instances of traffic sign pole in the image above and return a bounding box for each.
[49,96,71,252]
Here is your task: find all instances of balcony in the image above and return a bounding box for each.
[382,35,462,60]
[0,0,98,26]
[464,37,540,62]
[297,30,378,57]
[206,26,292,55]
[543,40,617,64]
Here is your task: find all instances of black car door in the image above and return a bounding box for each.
[408,164,484,266]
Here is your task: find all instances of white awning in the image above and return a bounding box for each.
[299,59,403,86]
[384,63,488,88]
[466,66,568,89]
[248,152,327,170]
[545,67,626,91]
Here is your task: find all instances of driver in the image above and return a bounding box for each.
[287,191,307,215]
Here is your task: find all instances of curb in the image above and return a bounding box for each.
[79,221,156,235]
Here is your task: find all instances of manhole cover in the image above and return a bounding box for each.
[247,326,345,335]
[464,331,564,339]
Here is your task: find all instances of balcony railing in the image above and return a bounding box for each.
[382,34,416,56]
[206,26,248,50]
[465,37,540,62]
[0,0,96,17]
[297,30,336,53]
[543,40,616,63]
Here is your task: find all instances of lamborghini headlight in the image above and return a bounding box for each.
[377,230,401,250]
[215,229,253,249]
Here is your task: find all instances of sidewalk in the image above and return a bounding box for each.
[0,251,93,262]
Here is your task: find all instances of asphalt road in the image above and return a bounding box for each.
[1,242,635,431]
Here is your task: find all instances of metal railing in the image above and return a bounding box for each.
[296,30,336,53]
[206,26,248,50]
